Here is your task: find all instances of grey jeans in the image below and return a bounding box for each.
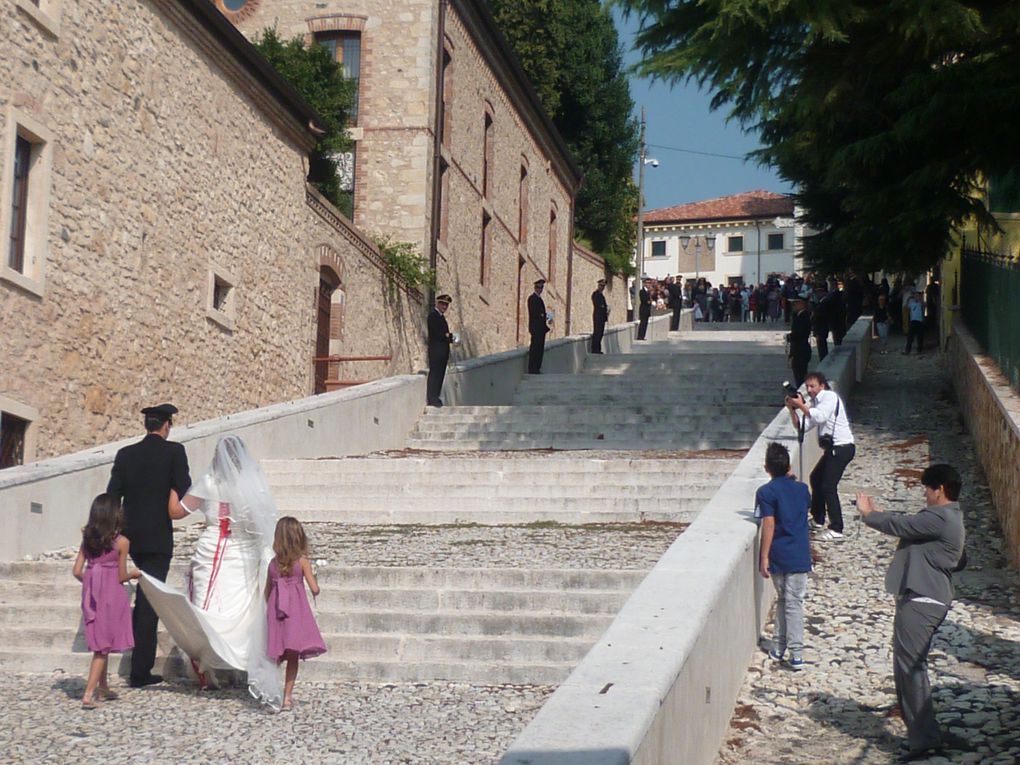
[772,572,808,658]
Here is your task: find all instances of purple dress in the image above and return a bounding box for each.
[266,559,327,661]
[81,537,134,654]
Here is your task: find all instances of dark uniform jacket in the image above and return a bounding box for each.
[427,308,452,362]
[638,288,651,318]
[107,434,191,555]
[591,290,609,321]
[528,292,549,337]
[790,308,813,353]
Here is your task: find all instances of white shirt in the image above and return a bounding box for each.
[801,389,854,446]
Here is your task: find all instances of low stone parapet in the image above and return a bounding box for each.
[947,322,1020,568]
[498,316,871,765]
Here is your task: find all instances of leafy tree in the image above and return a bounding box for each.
[489,0,640,274]
[253,29,356,214]
[618,0,1020,274]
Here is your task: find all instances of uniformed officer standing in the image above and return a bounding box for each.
[788,296,813,388]
[427,293,454,407]
[107,403,191,687]
[636,278,652,340]
[590,278,609,354]
[527,279,551,374]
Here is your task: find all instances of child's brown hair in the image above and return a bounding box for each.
[82,494,124,559]
[273,516,309,576]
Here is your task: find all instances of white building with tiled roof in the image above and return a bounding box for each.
[641,190,811,286]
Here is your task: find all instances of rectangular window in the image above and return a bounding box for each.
[767,233,784,250]
[483,113,494,199]
[480,212,491,286]
[317,32,361,124]
[0,412,28,469]
[206,265,237,331]
[7,136,31,273]
[441,48,453,149]
[439,160,450,244]
[518,164,529,244]
[548,208,558,284]
[727,235,744,253]
[650,240,667,257]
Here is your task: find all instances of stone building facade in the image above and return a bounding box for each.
[230,0,590,357]
[1,0,422,462]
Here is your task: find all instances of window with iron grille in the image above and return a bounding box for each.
[7,136,31,273]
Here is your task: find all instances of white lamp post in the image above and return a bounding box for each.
[634,107,658,314]
[680,233,716,281]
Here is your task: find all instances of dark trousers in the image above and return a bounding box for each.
[905,320,924,353]
[591,317,606,353]
[816,332,829,361]
[791,349,810,389]
[130,552,171,681]
[427,351,448,406]
[669,304,681,331]
[637,309,650,340]
[894,600,949,753]
[528,332,545,373]
[809,443,855,532]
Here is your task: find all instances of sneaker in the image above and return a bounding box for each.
[808,518,823,531]
[816,529,844,541]
[768,648,785,662]
[788,657,806,671]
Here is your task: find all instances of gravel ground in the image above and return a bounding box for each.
[34,522,686,571]
[716,348,1020,765]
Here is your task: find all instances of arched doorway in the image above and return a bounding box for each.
[315,265,343,394]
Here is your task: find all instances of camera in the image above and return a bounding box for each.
[782,381,802,400]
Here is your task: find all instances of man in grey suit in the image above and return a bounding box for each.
[856,464,967,761]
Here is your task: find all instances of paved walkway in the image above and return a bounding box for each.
[716,347,1020,764]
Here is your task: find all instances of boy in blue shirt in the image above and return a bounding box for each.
[756,442,813,669]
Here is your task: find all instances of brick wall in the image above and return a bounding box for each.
[570,242,628,337]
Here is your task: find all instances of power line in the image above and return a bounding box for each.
[646,142,749,161]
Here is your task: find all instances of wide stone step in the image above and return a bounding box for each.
[0,649,574,684]
[414,414,773,427]
[0,562,647,590]
[0,581,632,614]
[273,483,720,499]
[417,405,772,416]
[405,437,756,451]
[0,603,613,639]
[262,458,739,477]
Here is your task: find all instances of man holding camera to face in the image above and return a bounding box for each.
[785,371,855,541]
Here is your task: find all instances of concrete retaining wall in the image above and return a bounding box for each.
[947,322,1020,568]
[499,316,872,765]
[0,376,425,561]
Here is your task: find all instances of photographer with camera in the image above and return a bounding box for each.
[785,371,855,541]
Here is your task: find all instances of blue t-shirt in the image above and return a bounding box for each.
[755,475,812,574]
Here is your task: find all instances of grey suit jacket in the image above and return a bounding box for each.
[864,501,964,605]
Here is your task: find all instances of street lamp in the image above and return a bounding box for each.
[680,233,716,281]
[634,107,658,314]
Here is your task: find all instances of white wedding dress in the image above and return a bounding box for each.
[140,436,281,708]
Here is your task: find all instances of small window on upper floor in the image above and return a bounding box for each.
[441,48,453,149]
[727,235,744,253]
[768,233,784,250]
[651,240,667,257]
[518,163,529,244]
[483,112,494,199]
[2,114,54,298]
[317,31,361,124]
[206,265,237,332]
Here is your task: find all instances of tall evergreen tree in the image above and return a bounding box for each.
[489,0,640,274]
[618,0,1020,274]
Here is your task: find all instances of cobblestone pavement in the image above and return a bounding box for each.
[716,348,1020,765]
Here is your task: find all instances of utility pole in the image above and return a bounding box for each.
[635,107,646,316]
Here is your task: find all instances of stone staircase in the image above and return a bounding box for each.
[408,334,791,451]
[0,561,643,685]
[264,455,735,524]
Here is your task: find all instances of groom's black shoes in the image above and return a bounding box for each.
[129,673,163,688]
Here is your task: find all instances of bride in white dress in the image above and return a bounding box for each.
[139,435,281,708]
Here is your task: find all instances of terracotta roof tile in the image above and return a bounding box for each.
[644,190,793,224]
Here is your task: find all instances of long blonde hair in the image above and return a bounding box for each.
[273,516,308,576]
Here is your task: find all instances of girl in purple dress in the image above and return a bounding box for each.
[72,494,139,709]
[266,516,326,710]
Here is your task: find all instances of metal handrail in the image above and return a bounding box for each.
[312,354,393,363]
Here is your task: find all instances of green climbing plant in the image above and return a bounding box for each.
[374,237,436,295]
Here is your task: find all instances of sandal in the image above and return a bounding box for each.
[97,687,119,701]
[281,697,294,711]
[81,696,100,710]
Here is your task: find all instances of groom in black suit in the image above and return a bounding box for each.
[107,403,191,687]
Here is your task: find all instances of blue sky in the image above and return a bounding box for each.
[614,10,794,211]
